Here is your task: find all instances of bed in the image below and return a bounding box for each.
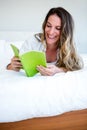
[0,31,87,130]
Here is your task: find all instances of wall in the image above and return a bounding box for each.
[0,0,87,53]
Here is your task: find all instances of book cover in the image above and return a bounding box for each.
[10,44,19,57]
[10,44,47,77]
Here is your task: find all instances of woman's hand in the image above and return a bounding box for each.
[37,65,66,76]
[7,56,22,71]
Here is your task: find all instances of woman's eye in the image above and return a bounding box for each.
[56,28,61,31]
[46,25,51,28]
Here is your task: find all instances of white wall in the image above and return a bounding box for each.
[0,0,87,53]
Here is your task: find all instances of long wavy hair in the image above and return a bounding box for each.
[42,7,83,71]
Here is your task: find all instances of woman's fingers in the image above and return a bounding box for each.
[11,57,22,71]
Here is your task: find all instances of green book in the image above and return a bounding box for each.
[10,44,47,77]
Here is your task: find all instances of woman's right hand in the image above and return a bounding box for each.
[7,56,22,71]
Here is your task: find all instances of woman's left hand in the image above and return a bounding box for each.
[37,65,65,76]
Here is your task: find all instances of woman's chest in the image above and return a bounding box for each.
[46,50,57,63]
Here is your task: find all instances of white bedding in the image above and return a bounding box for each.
[0,38,87,123]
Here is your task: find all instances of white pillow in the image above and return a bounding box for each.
[0,40,24,70]
[80,54,87,67]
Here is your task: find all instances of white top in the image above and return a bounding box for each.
[19,35,46,54]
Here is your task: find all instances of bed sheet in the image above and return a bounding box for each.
[0,63,87,122]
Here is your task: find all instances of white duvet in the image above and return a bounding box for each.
[0,58,87,122]
[0,39,87,122]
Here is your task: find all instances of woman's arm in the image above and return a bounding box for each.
[37,65,67,76]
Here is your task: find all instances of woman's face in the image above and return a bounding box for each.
[45,14,61,47]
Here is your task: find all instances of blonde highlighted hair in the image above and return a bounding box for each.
[42,7,83,71]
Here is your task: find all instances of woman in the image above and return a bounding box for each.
[7,7,83,76]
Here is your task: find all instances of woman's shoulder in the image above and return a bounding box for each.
[26,33,44,48]
[25,33,42,44]
[20,33,45,54]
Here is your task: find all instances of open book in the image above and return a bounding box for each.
[10,44,47,77]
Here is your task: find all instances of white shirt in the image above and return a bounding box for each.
[19,35,46,55]
[19,34,57,65]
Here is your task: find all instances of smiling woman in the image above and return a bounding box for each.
[45,14,61,46]
[7,7,83,76]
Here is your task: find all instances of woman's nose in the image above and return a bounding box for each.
[49,28,55,34]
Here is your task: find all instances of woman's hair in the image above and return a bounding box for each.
[42,7,83,71]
